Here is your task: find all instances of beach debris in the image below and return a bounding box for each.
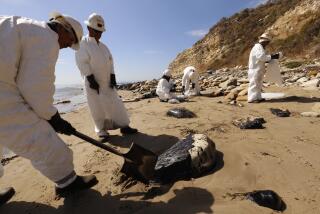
[122,97,141,103]
[166,107,196,118]
[227,100,244,107]
[312,103,320,113]
[1,155,19,166]
[270,108,291,117]
[232,116,266,129]
[200,88,223,97]
[247,190,286,212]
[300,112,320,117]
[55,100,71,104]
[301,79,320,88]
[224,91,238,101]
[141,90,157,99]
[154,134,216,184]
[168,99,180,104]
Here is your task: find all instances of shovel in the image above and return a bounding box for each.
[72,131,157,183]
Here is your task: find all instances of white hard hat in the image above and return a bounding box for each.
[259,33,272,43]
[163,69,172,77]
[50,12,83,50]
[85,13,106,32]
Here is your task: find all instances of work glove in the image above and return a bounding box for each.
[110,74,117,89]
[170,84,177,92]
[87,74,99,94]
[48,112,76,135]
[271,53,280,60]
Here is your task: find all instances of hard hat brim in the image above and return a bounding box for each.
[259,38,271,43]
[84,20,106,32]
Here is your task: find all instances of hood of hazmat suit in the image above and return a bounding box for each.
[163,69,172,77]
[49,12,83,50]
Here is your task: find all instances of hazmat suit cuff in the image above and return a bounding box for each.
[266,55,272,62]
[82,71,93,77]
[56,171,77,188]
[41,106,58,120]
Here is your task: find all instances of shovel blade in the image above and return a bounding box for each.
[120,143,158,183]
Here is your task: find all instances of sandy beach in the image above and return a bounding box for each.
[1,86,320,214]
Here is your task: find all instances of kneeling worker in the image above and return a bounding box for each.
[156,69,181,102]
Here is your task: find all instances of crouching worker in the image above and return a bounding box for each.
[248,33,281,103]
[0,13,98,199]
[182,66,200,96]
[75,13,137,139]
[156,69,185,103]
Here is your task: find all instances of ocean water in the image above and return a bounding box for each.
[54,84,87,113]
[2,84,88,158]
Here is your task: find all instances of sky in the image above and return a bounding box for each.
[0,0,266,85]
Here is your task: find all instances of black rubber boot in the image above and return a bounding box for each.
[0,187,15,206]
[120,126,138,135]
[248,98,266,103]
[55,175,98,197]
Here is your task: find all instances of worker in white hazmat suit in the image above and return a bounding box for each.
[156,69,186,104]
[182,66,200,96]
[0,13,98,200]
[75,13,137,138]
[156,69,178,101]
[248,33,280,103]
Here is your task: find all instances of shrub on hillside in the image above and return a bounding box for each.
[284,61,303,69]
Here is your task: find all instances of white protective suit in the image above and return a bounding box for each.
[0,16,76,186]
[156,78,176,101]
[182,66,200,95]
[75,36,130,133]
[248,43,271,102]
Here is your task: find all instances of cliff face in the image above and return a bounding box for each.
[169,0,320,75]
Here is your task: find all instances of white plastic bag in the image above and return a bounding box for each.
[262,92,286,100]
[265,59,283,86]
[168,98,180,104]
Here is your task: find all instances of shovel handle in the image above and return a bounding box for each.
[72,131,124,158]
